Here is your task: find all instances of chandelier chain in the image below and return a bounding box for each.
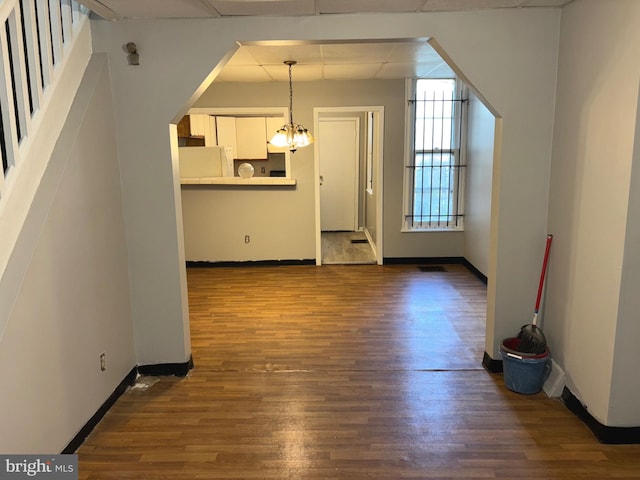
[288,62,294,125]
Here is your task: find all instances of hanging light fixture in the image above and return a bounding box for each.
[269,60,314,153]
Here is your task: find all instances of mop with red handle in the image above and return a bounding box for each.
[517,234,553,354]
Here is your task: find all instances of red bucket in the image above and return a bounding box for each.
[500,337,549,359]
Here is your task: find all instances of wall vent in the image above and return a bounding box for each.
[418,265,447,272]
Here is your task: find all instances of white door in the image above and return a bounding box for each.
[319,118,359,231]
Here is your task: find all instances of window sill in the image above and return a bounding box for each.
[180,177,296,186]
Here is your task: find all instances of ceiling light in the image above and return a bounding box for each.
[269,60,313,153]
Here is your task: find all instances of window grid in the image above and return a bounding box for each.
[0,0,88,201]
[405,79,467,230]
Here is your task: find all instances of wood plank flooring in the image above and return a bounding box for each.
[77,264,640,479]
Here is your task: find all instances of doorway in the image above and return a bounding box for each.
[318,116,376,264]
[314,107,384,265]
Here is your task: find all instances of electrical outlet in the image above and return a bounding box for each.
[99,352,106,372]
[244,235,250,244]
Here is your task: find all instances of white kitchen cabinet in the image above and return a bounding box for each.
[213,115,287,159]
[189,114,206,136]
[204,117,217,146]
[235,117,267,159]
[188,114,217,146]
[215,116,237,159]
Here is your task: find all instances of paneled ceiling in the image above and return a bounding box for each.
[216,40,456,83]
[81,0,575,82]
[81,0,574,20]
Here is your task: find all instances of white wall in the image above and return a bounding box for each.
[90,7,559,373]
[0,21,93,339]
[610,86,640,425]
[464,95,495,276]
[545,0,640,426]
[0,55,135,453]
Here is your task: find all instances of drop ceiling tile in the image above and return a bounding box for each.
[374,62,415,79]
[215,65,272,82]
[522,0,572,5]
[317,0,426,14]
[209,0,315,16]
[321,42,399,64]
[219,40,458,82]
[262,64,322,81]
[224,47,262,66]
[89,0,573,20]
[387,42,441,63]
[421,0,523,11]
[323,63,383,80]
[100,0,217,18]
[421,62,457,78]
[376,61,454,79]
[242,44,324,66]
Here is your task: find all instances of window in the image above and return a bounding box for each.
[404,78,467,230]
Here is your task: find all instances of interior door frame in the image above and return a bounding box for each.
[313,106,384,265]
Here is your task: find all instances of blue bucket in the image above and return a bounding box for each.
[500,338,549,394]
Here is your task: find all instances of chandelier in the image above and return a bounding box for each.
[269,60,314,153]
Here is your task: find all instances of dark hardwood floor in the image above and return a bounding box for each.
[77,264,640,479]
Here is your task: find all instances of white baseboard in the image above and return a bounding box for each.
[363,227,377,258]
[543,359,566,397]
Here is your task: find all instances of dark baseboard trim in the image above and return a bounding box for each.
[561,387,640,444]
[383,256,465,265]
[482,351,503,373]
[187,258,489,284]
[61,367,137,454]
[137,355,194,377]
[462,259,488,284]
[382,257,488,284]
[62,356,194,453]
[186,259,315,268]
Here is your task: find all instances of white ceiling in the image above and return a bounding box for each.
[81,0,575,82]
[216,40,456,83]
[81,0,574,20]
